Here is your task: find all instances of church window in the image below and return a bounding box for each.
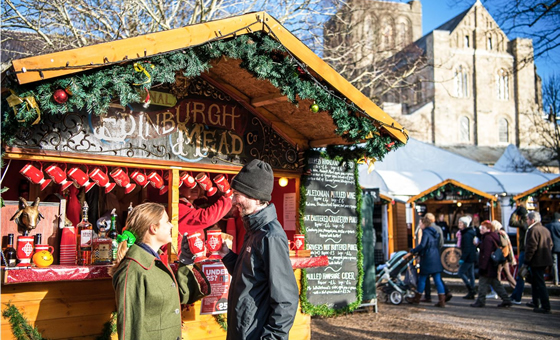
[499,118,509,143]
[363,14,375,57]
[381,19,393,50]
[497,69,509,100]
[460,116,470,142]
[464,35,470,48]
[487,37,492,50]
[396,19,409,48]
[454,66,469,98]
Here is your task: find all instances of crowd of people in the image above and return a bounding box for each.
[407,207,558,314]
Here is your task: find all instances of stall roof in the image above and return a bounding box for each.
[407,179,497,204]
[513,176,560,201]
[358,138,558,197]
[7,12,407,147]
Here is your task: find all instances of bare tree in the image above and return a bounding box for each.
[523,73,560,171]
[1,0,337,58]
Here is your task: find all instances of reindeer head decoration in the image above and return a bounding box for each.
[10,197,45,236]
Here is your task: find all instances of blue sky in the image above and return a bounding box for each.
[420,0,557,81]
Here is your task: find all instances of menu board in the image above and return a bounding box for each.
[303,156,358,309]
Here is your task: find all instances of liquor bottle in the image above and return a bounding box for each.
[76,202,93,265]
[108,209,118,262]
[3,234,17,267]
[91,221,113,265]
[35,234,42,246]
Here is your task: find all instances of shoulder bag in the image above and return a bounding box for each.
[490,239,506,265]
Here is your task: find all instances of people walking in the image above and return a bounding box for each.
[522,211,554,314]
[421,213,453,303]
[470,220,512,308]
[457,216,476,299]
[509,206,529,304]
[544,212,560,286]
[492,220,517,288]
[406,215,447,307]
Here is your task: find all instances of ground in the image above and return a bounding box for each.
[311,294,560,339]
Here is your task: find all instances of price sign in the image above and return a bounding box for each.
[200,263,231,315]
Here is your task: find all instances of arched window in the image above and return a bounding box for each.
[487,36,493,50]
[464,35,470,48]
[460,116,470,142]
[363,14,375,54]
[454,66,469,98]
[381,19,393,50]
[497,69,509,100]
[499,118,509,143]
[396,19,409,48]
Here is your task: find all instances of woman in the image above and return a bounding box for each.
[470,220,512,308]
[110,203,210,340]
[457,216,476,299]
[406,215,446,307]
[492,220,517,288]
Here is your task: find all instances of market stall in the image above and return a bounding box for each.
[407,179,497,276]
[1,11,407,340]
[513,176,560,224]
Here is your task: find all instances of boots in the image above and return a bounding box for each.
[462,288,476,300]
[445,292,453,302]
[434,293,446,307]
[420,295,432,303]
[406,292,421,304]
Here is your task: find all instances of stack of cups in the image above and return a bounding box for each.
[59,224,77,265]
[213,174,232,198]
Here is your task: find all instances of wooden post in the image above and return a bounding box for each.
[169,169,180,262]
[387,202,394,256]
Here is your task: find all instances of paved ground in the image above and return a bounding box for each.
[311,280,560,340]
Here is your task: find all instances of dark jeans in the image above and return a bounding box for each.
[553,253,559,286]
[424,275,450,298]
[530,266,551,310]
[475,276,511,305]
[510,251,525,302]
[458,261,475,289]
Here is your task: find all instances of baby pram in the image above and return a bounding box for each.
[376,251,417,305]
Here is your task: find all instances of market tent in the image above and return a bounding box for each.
[8,12,407,148]
[494,144,538,173]
[407,179,497,204]
[513,176,560,201]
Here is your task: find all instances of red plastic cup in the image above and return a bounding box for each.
[187,232,207,263]
[206,230,223,260]
[16,235,35,266]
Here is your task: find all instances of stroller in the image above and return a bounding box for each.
[376,251,417,305]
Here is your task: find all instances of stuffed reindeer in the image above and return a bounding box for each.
[10,197,44,236]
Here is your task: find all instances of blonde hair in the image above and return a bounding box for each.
[491,220,503,230]
[109,203,166,276]
[425,213,436,223]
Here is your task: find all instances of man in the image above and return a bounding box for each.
[545,212,560,285]
[177,181,232,255]
[220,159,298,340]
[422,213,453,303]
[521,211,553,314]
[509,205,529,304]
[457,216,477,299]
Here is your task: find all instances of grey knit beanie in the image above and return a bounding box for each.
[231,159,274,201]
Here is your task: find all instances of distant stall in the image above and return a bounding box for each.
[513,176,560,224]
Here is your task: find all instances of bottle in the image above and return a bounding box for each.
[76,202,93,265]
[3,234,17,267]
[91,221,113,265]
[35,234,42,246]
[108,209,119,262]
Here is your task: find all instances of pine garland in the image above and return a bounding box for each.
[2,303,44,340]
[1,32,402,161]
[96,312,117,340]
[298,152,364,317]
[213,314,228,331]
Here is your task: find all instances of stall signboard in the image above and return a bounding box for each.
[303,156,358,309]
[200,262,231,315]
[10,78,300,170]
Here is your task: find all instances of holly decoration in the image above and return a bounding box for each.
[52,89,69,104]
[385,141,395,151]
[310,103,319,113]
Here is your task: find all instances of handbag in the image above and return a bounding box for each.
[490,239,506,265]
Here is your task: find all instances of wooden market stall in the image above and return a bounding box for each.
[1,12,407,340]
[513,176,560,224]
[407,179,497,276]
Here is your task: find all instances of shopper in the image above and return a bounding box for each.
[219,159,298,340]
[457,216,476,299]
[509,205,529,304]
[544,212,560,285]
[470,220,512,308]
[422,213,453,303]
[406,215,447,307]
[110,203,210,340]
[522,211,553,313]
[492,220,516,288]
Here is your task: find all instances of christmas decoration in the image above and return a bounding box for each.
[52,89,69,104]
[310,103,319,113]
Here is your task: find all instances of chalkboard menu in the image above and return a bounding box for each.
[303,156,358,309]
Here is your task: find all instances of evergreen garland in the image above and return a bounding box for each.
[213,314,228,331]
[416,183,489,203]
[96,312,117,340]
[2,303,44,340]
[1,32,402,161]
[298,151,364,317]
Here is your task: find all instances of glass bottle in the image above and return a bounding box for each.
[35,233,42,245]
[76,202,93,265]
[108,209,118,263]
[3,234,17,267]
[92,222,113,265]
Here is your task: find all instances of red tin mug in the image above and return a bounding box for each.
[187,232,207,263]
[206,230,223,260]
[16,235,35,266]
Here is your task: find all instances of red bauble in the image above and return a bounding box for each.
[53,89,69,104]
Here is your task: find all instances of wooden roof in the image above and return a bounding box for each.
[513,176,560,201]
[407,178,497,204]
[9,12,407,147]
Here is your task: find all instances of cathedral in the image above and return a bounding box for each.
[325,0,547,168]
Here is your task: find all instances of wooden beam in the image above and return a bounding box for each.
[251,93,288,107]
[309,137,347,147]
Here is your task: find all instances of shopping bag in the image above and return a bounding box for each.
[404,263,417,288]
